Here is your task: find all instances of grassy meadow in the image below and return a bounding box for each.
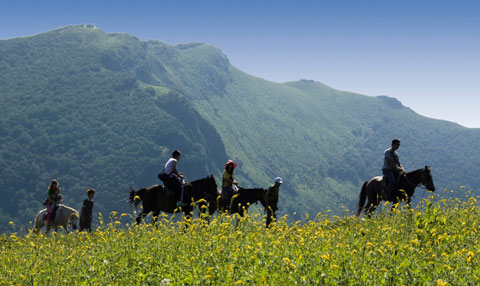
[1,189,480,285]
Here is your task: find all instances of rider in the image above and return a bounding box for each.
[45,179,60,225]
[383,139,405,200]
[222,160,238,207]
[164,150,187,208]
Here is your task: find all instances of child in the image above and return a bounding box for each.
[45,179,60,225]
[79,188,95,232]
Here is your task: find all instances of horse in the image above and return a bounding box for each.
[128,175,218,224]
[356,166,436,217]
[218,187,278,227]
[32,204,79,234]
[228,188,268,216]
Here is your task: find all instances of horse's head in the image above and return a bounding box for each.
[421,166,435,192]
[206,175,218,214]
[206,175,218,196]
[69,209,79,230]
[190,175,218,215]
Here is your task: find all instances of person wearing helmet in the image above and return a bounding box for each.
[79,188,95,232]
[266,177,282,227]
[221,160,239,207]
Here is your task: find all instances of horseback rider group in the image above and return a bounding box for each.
[159,149,283,216]
[39,138,419,231]
[43,178,94,232]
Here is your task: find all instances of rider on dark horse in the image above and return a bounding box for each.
[383,139,406,201]
[221,160,239,208]
[163,150,187,208]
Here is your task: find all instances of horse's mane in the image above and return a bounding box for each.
[188,175,217,192]
[238,187,265,193]
[59,204,79,216]
[406,168,425,176]
[236,188,266,201]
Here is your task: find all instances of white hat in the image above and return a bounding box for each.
[274,177,283,184]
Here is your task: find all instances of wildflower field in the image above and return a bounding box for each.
[1,190,480,285]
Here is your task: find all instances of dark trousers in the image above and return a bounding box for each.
[165,178,184,201]
[383,169,399,198]
[79,220,92,232]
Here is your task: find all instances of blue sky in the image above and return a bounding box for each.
[1,0,479,127]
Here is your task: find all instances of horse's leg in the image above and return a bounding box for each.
[235,214,241,228]
[32,216,42,234]
[365,192,379,218]
[152,210,160,225]
[136,209,148,225]
[406,196,412,208]
[390,198,401,213]
[183,208,193,228]
[45,223,51,235]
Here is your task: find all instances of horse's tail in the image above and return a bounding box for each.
[356,181,368,217]
[128,187,146,208]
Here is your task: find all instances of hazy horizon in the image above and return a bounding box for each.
[1,0,478,128]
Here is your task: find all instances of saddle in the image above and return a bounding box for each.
[220,185,239,200]
[44,204,60,222]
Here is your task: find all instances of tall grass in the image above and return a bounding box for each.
[1,189,479,285]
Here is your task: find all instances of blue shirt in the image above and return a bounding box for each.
[383,148,400,170]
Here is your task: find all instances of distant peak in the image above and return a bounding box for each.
[376,95,405,109]
[175,42,205,50]
[57,24,99,31]
[284,79,331,90]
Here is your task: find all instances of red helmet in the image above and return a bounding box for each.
[225,160,237,169]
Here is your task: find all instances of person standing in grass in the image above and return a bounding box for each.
[266,177,282,227]
[79,188,95,232]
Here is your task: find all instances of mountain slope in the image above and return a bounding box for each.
[1,25,479,230]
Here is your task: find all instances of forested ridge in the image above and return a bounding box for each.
[1,25,479,232]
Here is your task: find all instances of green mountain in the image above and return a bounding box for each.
[1,25,479,231]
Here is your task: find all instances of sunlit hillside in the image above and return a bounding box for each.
[1,25,480,231]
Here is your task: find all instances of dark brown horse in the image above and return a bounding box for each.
[356,166,435,217]
[218,187,277,227]
[128,175,217,224]
[223,187,267,216]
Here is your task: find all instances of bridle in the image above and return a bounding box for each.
[402,170,431,191]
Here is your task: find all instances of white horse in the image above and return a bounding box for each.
[32,204,79,234]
